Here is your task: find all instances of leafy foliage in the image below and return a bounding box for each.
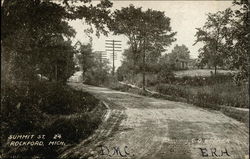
[224,0,249,81]
[169,45,190,61]
[1,82,104,158]
[173,74,233,86]
[194,9,234,74]
[160,44,191,70]
[156,80,248,109]
[157,63,175,83]
[2,0,75,82]
[194,1,249,80]
[1,0,113,83]
[110,5,176,89]
[110,5,176,54]
[76,42,94,75]
[84,59,111,86]
[75,42,112,86]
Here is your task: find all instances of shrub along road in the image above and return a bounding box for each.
[65,82,249,159]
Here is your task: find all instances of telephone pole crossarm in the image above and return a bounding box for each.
[105,39,122,76]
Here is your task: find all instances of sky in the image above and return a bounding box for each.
[69,1,234,68]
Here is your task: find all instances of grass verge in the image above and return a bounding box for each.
[107,78,249,124]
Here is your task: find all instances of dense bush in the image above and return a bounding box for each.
[1,83,46,134]
[156,84,189,99]
[45,113,102,144]
[84,70,111,86]
[157,65,175,84]
[191,91,222,110]
[38,83,98,114]
[109,82,132,92]
[171,73,233,86]
[155,81,248,109]
[128,72,233,88]
[1,81,103,159]
[146,74,159,86]
[2,82,99,115]
[83,59,111,86]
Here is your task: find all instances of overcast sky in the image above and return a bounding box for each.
[69,1,234,67]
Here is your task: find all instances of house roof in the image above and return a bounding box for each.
[175,58,189,62]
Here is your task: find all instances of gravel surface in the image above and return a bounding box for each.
[63,83,249,159]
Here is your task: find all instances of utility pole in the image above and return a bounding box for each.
[55,64,58,82]
[142,37,146,91]
[105,40,122,76]
[112,40,114,75]
[100,51,102,63]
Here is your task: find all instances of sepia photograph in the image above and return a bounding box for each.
[1,0,249,158]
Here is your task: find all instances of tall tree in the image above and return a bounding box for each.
[38,37,76,82]
[224,0,249,82]
[84,57,111,86]
[76,42,94,76]
[1,0,112,83]
[168,44,190,69]
[194,9,233,74]
[110,5,176,90]
[169,45,190,60]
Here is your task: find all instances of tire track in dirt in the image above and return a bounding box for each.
[63,83,249,159]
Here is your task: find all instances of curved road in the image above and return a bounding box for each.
[62,83,249,159]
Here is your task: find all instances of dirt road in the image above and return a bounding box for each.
[62,83,249,159]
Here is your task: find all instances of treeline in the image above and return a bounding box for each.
[1,0,112,84]
[1,1,113,158]
[75,43,112,86]
[115,1,249,89]
[194,0,249,81]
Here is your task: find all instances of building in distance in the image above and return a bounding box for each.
[93,51,108,63]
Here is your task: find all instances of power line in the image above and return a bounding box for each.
[105,40,122,76]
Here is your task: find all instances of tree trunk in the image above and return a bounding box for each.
[55,64,58,81]
[132,49,137,83]
[142,39,146,91]
[142,71,145,91]
[112,40,115,76]
[214,65,217,75]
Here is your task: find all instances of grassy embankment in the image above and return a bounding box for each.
[1,81,106,159]
[108,69,249,122]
